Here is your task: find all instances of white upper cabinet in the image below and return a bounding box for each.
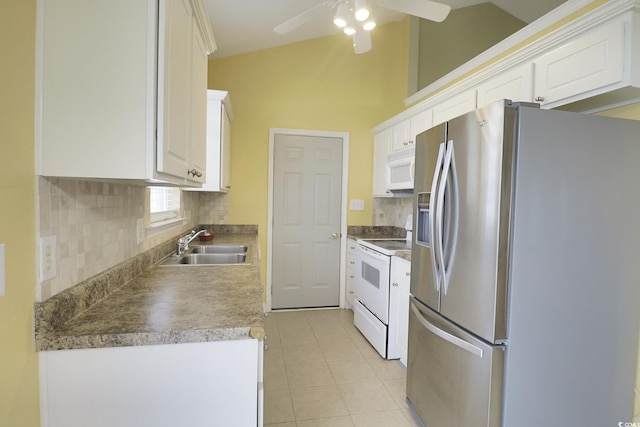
[158,0,196,181]
[533,18,626,109]
[390,120,412,152]
[432,89,477,126]
[36,0,215,185]
[186,90,233,192]
[477,63,534,108]
[189,13,209,184]
[372,127,392,197]
[410,109,433,141]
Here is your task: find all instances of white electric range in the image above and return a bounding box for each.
[353,221,412,359]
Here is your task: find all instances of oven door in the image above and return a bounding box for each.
[356,244,391,324]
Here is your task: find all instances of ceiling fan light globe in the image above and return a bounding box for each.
[355,8,370,21]
[363,20,376,31]
[344,26,356,36]
[333,16,347,27]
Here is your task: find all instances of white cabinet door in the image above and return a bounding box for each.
[533,19,625,108]
[477,63,534,108]
[220,104,232,190]
[37,0,158,181]
[432,89,477,126]
[388,256,411,364]
[372,128,392,197]
[36,0,213,185]
[185,90,233,192]
[188,16,208,184]
[410,109,433,141]
[345,238,358,308]
[40,340,261,427]
[391,120,412,152]
[157,0,193,181]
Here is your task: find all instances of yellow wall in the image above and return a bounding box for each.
[417,3,525,90]
[208,20,410,282]
[0,1,41,425]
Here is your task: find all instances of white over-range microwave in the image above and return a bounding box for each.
[386,146,414,190]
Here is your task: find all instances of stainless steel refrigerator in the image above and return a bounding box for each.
[407,100,640,427]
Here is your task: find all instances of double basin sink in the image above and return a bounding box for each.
[160,244,249,266]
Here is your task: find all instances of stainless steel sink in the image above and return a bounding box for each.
[159,248,249,266]
[189,245,248,254]
[179,253,247,264]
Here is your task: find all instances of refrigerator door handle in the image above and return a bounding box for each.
[443,141,459,296]
[410,302,483,358]
[429,143,446,292]
[436,140,454,293]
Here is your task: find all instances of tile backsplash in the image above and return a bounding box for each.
[372,196,413,228]
[36,175,410,300]
[36,177,210,301]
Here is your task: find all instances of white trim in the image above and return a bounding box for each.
[145,217,188,237]
[266,128,350,313]
[404,0,595,107]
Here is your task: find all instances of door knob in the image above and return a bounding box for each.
[330,232,340,239]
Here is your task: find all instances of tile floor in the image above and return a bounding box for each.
[263,309,423,427]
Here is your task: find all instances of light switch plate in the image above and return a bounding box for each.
[0,243,5,297]
[349,199,365,211]
[40,235,57,283]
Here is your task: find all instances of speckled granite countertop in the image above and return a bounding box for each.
[346,225,407,240]
[35,226,264,352]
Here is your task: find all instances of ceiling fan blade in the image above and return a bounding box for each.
[377,0,451,22]
[353,30,372,54]
[274,3,331,35]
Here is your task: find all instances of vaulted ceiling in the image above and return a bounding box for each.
[205,0,567,58]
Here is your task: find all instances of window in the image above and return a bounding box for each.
[149,187,181,223]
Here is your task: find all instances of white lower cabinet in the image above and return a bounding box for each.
[39,339,263,427]
[345,238,358,308]
[388,256,411,365]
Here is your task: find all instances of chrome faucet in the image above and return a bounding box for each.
[176,229,207,256]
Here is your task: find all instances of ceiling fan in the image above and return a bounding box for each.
[273,0,451,54]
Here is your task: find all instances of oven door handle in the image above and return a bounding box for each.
[357,245,390,262]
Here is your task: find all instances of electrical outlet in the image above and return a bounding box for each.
[136,218,145,245]
[40,235,57,283]
[349,199,365,211]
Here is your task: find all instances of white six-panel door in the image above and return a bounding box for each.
[271,133,343,309]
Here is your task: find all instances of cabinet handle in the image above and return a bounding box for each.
[349,261,355,265]
[392,282,398,287]
[264,344,269,351]
[406,272,410,276]
[187,168,203,178]
[535,96,545,102]
[349,275,355,279]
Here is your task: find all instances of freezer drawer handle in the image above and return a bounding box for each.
[410,303,483,358]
